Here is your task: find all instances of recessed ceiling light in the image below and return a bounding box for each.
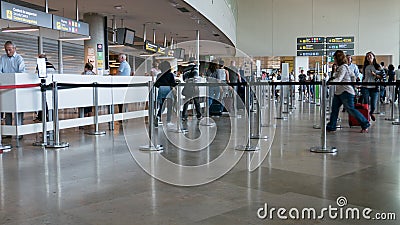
[114,5,123,10]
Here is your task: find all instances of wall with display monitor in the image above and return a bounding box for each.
[173,48,185,59]
[117,28,135,47]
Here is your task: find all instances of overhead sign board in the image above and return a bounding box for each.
[297,44,325,51]
[326,43,354,49]
[1,1,52,28]
[157,46,166,55]
[52,15,89,36]
[297,51,325,57]
[326,50,354,56]
[144,40,158,53]
[297,37,325,44]
[326,37,354,43]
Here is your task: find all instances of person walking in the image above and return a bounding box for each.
[361,51,386,121]
[326,50,370,133]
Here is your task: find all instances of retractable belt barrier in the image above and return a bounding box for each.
[2,80,399,153]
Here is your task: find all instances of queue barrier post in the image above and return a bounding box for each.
[289,83,295,110]
[235,82,259,151]
[46,81,69,148]
[310,80,337,153]
[251,82,268,140]
[0,83,12,152]
[172,84,188,133]
[385,85,396,121]
[374,86,385,116]
[87,82,106,135]
[313,83,323,129]
[275,83,287,120]
[393,82,400,125]
[33,79,48,146]
[261,82,272,127]
[200,82,215,127]
[283,83,290,114]
[140,81,163,151]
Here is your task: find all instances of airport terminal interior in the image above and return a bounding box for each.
[0,0,400,224]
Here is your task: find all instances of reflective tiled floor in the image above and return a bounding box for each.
[0,100,399,225]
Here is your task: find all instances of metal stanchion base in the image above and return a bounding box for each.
[313,125,321,129]
[0,145,12,153]
[235,145,260,151]
[33,142,47,146]
[45,142,69,148]
[250,135,268,140]
[86,131,106,135]
[392,120,400,125]
[310,146,337,153]
[139,145,164,151]
[385,118,396,121]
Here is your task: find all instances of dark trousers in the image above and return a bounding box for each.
[182,97,202,119]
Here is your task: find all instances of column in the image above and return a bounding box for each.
[83,13,105,75]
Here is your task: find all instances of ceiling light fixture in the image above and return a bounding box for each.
[1,26,39,33]
[114,5,123,10]
[59,36,91,41]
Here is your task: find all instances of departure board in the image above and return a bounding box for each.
[326,43,354,49]
[326,37,354,43]
[297,51,325,56]
[297,36,355,57]
[297,44,325,51]
[297,37,325,44]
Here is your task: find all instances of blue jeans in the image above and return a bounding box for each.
[157,86,173,122]
[208,86,220,105]
[361,87,379,115]
[327,92,370,131]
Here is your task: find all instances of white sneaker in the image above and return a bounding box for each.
[167,122,174,126]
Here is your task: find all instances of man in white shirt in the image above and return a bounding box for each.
[0,41,26,139]
[117,54,131,76]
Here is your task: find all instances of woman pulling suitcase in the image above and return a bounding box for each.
[326,50,371,133]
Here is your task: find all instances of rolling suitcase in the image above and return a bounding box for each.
[349,103,369,127]
[209,99,223,116]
